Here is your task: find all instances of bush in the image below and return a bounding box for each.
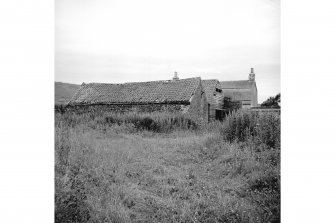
[219,110,280,149]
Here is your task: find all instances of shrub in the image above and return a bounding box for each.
[220,110,280,149]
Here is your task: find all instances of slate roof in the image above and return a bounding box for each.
[202,79,221,105]
[68,77,201,105]
[220,80,256,101]
[220,80,253,89]
[222,89,252,101]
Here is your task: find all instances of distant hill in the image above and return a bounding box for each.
[55,82,80,105]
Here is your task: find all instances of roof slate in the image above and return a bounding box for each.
[222,89,252,101]
[220,80,253,89]
[69,77,201,105]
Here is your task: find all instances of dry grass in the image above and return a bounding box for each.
[55,111,280,223]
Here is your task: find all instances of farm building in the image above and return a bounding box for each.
[68,75,210,121]
[202,79,224,121]
[220,68,258,108]
[65,68,258,121]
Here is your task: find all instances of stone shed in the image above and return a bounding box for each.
[67,77,209,121]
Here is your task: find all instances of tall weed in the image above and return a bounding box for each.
[55,110,202,133]
[220,110,280,149]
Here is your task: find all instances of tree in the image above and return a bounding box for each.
[261,93,280,108]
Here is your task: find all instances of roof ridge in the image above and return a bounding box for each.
[82,77,201,86]
[220,80,249,82]
[203,79,219,81]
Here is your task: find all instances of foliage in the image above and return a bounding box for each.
[223,97,242,110]
[100,111,201,132]
[219,109,280,150]
[261,93,281,108]
[55,109,280,222]
[55,110,202,133]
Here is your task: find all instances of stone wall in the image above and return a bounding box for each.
[62,103,189,115]
[213,93,224,110]
[208,106,216,122]
[251,82,258,107]
[188,82,208,121]
[207,93,224,122]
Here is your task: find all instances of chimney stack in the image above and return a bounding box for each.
[173,71,179,80]
[249,68,255,81]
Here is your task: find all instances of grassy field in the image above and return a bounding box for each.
[55,110,280,223]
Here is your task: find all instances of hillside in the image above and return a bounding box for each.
[55,82,80,104]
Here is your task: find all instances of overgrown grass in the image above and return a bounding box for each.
[219,109,280,150]
[55,111,202,133]
[55,110,280,223]
[100,112,202,132]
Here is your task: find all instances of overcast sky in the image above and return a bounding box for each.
[55,0,280,103]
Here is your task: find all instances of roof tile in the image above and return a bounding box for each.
[69,77,201,105]
[220,80,253,89]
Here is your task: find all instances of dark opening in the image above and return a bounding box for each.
[208,104,210,122]
[215,110,224,121]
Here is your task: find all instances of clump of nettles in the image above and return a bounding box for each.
[220,109,280,150]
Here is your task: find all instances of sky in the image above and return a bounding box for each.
[55,0,280,103]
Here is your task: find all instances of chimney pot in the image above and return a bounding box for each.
[173,71,179,80]
[249,68,255,81]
